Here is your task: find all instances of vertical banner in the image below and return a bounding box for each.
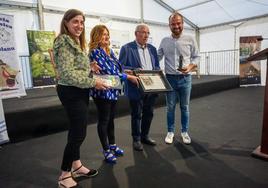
[0,13,26,99]
[0,13,26,144]
[26,30,56,87]
[0,99,9,144]
[239,36,262,86]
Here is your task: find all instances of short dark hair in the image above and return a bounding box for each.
[169,12,184,23]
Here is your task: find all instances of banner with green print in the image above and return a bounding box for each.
[27,30,56,87]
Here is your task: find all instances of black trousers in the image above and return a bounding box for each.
[93,98,116,151]
[57,85,89,171]
[129,94,158,142]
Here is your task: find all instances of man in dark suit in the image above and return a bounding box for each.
[119,24,160,151]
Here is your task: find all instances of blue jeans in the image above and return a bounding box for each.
[166,74,192,133]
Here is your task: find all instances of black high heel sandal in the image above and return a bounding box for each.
[71,165,98,178]
[58,176,78,188]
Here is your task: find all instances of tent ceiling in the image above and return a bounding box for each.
[156,0,268,29]
[1,0,268,30]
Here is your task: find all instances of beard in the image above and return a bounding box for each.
[171,28,182,37]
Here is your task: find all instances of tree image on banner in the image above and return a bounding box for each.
[27,30,56,87]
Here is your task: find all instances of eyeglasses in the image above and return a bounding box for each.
[137,31,150,35]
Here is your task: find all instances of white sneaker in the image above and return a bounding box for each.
[181,132,191,144]
[165,132,174,144]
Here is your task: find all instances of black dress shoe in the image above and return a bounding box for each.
[133,141,143,151]
[72,165,98,179]
[141,138,156,146]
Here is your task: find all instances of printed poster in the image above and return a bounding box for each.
[239,36,262,86]
[0,13,26,98]
[0,13,26,144]
[27,30,56,87]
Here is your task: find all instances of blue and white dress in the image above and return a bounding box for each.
[89,47,127,100]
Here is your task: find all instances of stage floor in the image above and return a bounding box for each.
[1,86,267,188]
[2,75,238,113]
[2,75,240,142]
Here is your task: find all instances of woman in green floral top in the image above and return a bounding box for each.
[53,9,108,188]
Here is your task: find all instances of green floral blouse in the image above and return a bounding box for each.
[53,34,96,88]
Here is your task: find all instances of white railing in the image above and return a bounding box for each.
[19,56,33,89]
[199,49,240,75]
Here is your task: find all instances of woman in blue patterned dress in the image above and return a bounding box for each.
[89,25,138,164]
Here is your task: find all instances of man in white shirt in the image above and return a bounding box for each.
[158,12,200,144]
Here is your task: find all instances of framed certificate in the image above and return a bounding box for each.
[93,74,122,89]
[133,70,173,93]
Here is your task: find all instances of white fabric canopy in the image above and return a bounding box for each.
[161,0,268,28]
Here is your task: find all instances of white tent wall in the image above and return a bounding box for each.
[43,0,141,19]
[143,0,170,24]
[200,16,268,85]
[6,0,35,3]
[200,26,235,51]
[0,8,39,55]
[200,17,268,52]
[43,12,63,35]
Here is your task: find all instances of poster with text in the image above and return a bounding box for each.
[239,36,262,86]
[27,30,56,87]
[0,13,26,99]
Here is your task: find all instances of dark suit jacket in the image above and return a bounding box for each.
[119,41,160,100]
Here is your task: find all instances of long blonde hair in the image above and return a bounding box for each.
[89,25,110,55]
[58,9,86,50]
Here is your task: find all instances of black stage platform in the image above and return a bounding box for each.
[0,86,267,188]
[2,75,239,142]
